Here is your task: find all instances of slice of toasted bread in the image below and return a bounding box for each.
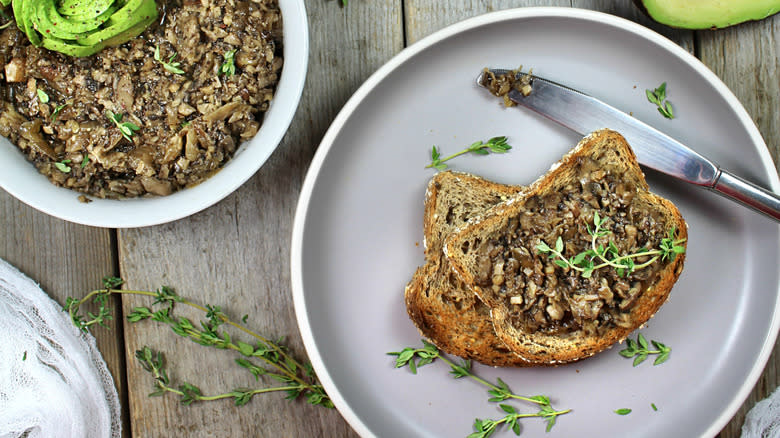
[443,129,687,365]
[404,171,529,367]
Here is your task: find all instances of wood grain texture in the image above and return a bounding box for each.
[0,190,128,437]
[697,14,780,438]
[117,1,403,436]
[404,0,569,45]
[571,0,694,52]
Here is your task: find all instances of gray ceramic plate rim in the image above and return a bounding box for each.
[291,7,780,437]
[0,0,309,228]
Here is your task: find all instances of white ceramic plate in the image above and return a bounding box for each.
[292,8,780,438]
[0,0,308,228]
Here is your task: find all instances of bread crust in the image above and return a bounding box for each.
[443,129,687,365]
[404,171,530,367]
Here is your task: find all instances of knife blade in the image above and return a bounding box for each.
[478,69,780,222]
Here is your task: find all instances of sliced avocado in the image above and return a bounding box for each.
[636,0,780,29]
[76,0,155,46]
[40,4,155,56]
[33,0,117,40]
[58,0,115,17]
[14,0,42,46]
[11,0,157,57]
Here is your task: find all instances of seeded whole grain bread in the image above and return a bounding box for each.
[404,171,529,367]
[443,129,687,365]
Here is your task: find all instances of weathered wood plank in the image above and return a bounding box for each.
[404,0,570,45]
[117,1,403,436]
[0,190,127,437]
[697,14,780,438]
[571,0,695,52]
[698,15,780,171]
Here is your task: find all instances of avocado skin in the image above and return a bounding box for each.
[635,0,780,29]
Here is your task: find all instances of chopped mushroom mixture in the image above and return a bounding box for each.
[0,0,282,197]
[472,156,668,336]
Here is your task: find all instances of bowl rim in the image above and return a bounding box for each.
[0,0,309,228]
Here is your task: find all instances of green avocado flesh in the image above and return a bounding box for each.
[637,0,780,29]
[9,0,157,57]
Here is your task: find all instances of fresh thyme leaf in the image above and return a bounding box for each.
[536,213,686,277]
[37,89,49,103]
[615,408,632,415]
[67,278,333,410]
[619,333,671,366]
[107,110,141,141]
[651,403,658,411]
[54,159,72,173]
[646,82,675,119]
[51,103,67,121]
[154,45,185,75]
[220,49,237,77]
[22,351,27,361]
[425,136,512,170]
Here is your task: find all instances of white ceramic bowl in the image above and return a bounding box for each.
[0,0,308,228]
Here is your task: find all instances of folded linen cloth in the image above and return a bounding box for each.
[0,258,120,438]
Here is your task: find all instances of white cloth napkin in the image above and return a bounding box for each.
[0,258,120,438]
[742,385,780,438]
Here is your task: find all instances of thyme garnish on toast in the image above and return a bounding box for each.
[426,136,512,171]
[536,213,686,278]
[65,277,332,409]
[389,340,571,435]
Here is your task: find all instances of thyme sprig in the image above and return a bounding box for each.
[619,333,671,366]
[65,277,332,409]
[426,136,511,170]
[154,45,185,75]
[389,340,570,434]
[219,49,237,77]
[106,110,140,141]
[536,213,686,278]
[646,82,674,119]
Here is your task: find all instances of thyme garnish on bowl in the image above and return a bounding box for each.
[220,49,237,77]
[154,45,185,75]
[106,110,141,141]
[536,213,686,278]
[389,340,571,435]
[65,277,332,409]
[426,136,512,170]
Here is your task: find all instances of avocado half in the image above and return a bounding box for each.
[635,0,780,29]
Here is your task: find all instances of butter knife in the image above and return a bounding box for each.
[478,69,780,222]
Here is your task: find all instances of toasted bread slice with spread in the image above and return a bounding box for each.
[404,171,529,366]
[444,129,687,365]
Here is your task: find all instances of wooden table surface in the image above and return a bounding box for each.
[1,1,778,437]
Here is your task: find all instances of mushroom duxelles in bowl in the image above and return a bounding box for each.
[0,0,308,227]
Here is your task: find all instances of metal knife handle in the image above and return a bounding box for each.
[712,170,780,221]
